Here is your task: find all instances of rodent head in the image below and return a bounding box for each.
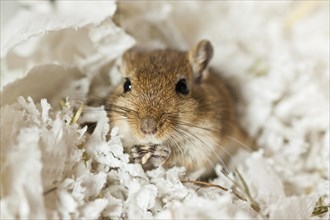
[108,40,213,146]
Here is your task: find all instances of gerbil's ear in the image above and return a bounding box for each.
[188,40,214,81]
[117,48,138,77]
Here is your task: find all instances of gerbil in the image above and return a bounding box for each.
[107,40,253,179]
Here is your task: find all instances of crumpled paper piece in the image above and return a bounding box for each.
[1,1,329,219]
[1,1,117,58]
[0,96,85,219]
[1,0,135,106]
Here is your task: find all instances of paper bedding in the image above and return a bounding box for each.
[0,1,329,219]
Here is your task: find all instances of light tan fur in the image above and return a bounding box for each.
[107,40,254,179]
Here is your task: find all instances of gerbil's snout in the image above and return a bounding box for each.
[140,118,157,135]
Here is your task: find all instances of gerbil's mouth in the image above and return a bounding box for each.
[137,134,163,145]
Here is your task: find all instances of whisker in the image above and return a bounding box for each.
[175,120,254,153]
[175,122,254,173]
[174,125,231,175]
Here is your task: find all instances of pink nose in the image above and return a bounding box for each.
[141,118,157,135]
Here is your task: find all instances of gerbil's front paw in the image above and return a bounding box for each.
[130,145,151,164]
[148,144,171,167]
[130,144,171,169]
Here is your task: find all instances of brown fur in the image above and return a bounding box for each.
[107,40,253,179]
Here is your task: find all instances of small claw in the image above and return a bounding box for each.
[130,151,141,160]
[133,157,142,164]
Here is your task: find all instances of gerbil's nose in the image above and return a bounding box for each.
[141,118,157,135]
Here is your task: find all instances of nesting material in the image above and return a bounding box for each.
[1,1,329,219]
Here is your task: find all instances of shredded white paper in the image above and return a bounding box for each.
[1,1,329,219]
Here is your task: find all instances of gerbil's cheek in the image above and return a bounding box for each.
[120,124,137,147]
[110,113,136,147]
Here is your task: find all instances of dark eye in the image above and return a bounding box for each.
[176,79,189,95]
[123,78,132,93]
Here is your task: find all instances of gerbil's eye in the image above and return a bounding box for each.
[123,78,132,93]
[176,79,189,95]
